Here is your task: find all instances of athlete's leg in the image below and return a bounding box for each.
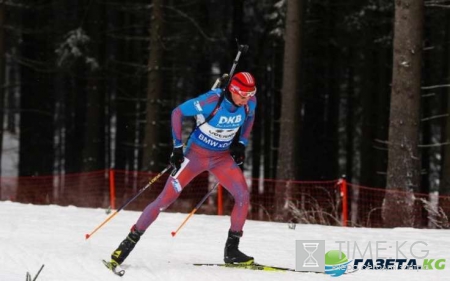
[135,149,206,231]
[210,155,249,232]
[110,147,208,267]
[210,153,252,263]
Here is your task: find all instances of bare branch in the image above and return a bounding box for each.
[374,139,389,144]
[421,114,449,121]
[418,141,450,148]
[425,0,450,3]
[373,145,388,151]
[425,4,450,8]
[421,84,450,90]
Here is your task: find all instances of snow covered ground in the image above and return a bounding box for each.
[1,201,450,281]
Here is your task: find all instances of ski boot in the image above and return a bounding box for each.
[111,225,144,265]
[224,230,254,264]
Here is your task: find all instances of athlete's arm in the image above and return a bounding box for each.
[171,89,221,147]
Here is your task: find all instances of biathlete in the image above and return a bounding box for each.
[107,72,257,273]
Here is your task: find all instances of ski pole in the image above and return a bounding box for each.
[227,42,249,84]
[223,42,249,90]
[85,165,171,240]
[171,182,220,237]
[211,42,249,91]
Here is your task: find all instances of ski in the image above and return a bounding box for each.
[102,260,125,277]
[193,262,359,275]
[193,262,296,272]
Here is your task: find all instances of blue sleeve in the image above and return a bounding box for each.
[171,89,222,147]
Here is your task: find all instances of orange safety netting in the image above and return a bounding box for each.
[2,169,450,228]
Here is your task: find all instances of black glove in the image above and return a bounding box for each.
[170,147,184,171]
[230,142,245,166]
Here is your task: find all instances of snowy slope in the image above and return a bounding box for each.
[1,201,449,281]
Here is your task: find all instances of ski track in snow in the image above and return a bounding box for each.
[1,201,450,280]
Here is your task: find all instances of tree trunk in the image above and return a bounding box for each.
[77,1,107,207]
[17,5,54,203]
[81,2,105,173]
[143,0,165,172]
[383,0,424,227]
[440,15,450,196]
[441,87,450,194]
[113,8,134,172]
[0,2,5,193]
[275,0,303,221]
[345,49,355,182]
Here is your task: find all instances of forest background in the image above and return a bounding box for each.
[0,0,448,226]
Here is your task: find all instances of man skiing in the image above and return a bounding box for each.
[107,72,257,274]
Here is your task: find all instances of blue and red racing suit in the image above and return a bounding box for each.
[135,88,257,232]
